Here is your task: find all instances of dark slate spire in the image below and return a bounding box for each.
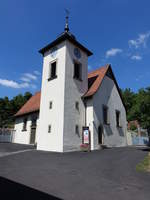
[64,9,69,32]
[57,9,76,40]
[39,9,93,56]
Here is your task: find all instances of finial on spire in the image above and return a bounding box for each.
[64,9,70,32]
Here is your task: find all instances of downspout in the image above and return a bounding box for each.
[84,99,87,127]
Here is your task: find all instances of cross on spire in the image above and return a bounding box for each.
[64,9,70,32]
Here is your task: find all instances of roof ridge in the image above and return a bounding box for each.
[88,64,110,77]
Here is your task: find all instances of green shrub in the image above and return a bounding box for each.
[130,124,137,131]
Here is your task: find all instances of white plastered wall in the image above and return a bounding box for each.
[37,42,66,152]
[86,75,127,150]
[86,99,94,150]
[63,41,88,151]
[13,114,39,145]
[14,117,31,144]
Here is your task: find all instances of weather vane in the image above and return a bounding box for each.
[64,9,70,32]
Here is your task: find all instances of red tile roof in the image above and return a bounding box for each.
[15,65,110,117]
[15,92,41,117]
[84,64,109,98]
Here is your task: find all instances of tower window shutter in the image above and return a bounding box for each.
[74,62,82,80]
[116,110,121,127]
[51,62,56,78]
[103,105,109,125]
[48,61,57,81]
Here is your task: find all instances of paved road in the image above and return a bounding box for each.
[0,142,35,157]
[0,145,150,200]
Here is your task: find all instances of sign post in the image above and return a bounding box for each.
[82,126,91,151]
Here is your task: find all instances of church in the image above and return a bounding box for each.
[13,17,127,152]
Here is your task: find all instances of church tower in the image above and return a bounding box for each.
[37,14,92,152]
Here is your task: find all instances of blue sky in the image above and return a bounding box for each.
[0,0,150,98]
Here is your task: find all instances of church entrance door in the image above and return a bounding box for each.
[30,116,37,144]
[30,127,36,144]
[98,125,103,145]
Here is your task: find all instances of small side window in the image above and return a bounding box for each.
[31,116,37,127]
[48,125,51,133]
[116,110,121,127]
[75,101,79,111]
[103,105,109,125]
[49,101,53,109]
[73,62,82,80]
[75,125,79,135]
[22,118,27,131]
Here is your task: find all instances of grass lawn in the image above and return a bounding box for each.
[136,153,150,172]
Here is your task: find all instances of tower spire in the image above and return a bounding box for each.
[64,9,69,32]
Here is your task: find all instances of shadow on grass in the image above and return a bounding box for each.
[0,176,62,200]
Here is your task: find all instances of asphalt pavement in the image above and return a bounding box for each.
[0,144,150,200]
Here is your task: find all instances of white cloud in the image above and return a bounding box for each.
[20,73,37,82]
[135,75,144,82]
[20,77,31,82]
[128,31,150,49]
[23,73,37,80]
[105,48,123,58]
[0,79,29,89]
[0,71,39,90]
[131,55,142,61]
[34,70,41,75]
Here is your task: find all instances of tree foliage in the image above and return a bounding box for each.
[121,87,150,129]
[0,87,150,129]
[0,92,32,128]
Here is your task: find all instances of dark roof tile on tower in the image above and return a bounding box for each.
[39,32,93,56]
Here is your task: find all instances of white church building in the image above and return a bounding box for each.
[14,18,127,152]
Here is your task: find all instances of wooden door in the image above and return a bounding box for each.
[30,128,36,144]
